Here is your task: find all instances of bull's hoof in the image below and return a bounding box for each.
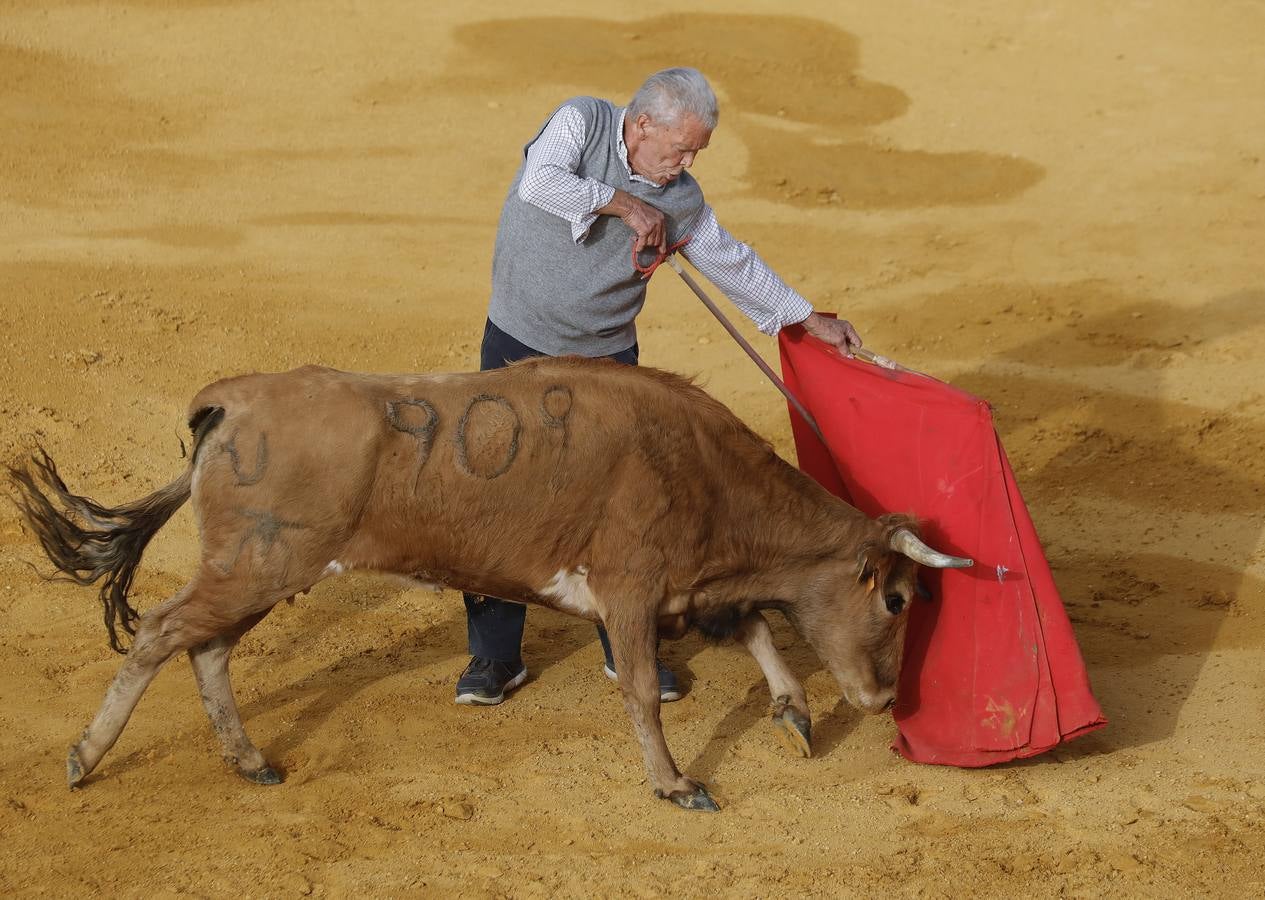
[772,703,813,759]
[660,785,720,812]
[239,765,284,785]
[66,747,86,789]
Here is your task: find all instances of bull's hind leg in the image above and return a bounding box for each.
[736,611,813,758]
[67,581,249,787]
[188,610,279,784]
[68,583,206,785]
[603,598,719,813]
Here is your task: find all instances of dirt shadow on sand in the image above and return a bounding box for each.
[359,14,1043,211]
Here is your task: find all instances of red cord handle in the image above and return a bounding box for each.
[632,236,692,280]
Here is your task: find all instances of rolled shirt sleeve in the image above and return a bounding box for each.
[517,105,615,244]
[681,206,815,335]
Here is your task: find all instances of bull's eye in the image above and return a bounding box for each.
[884,593,906,615]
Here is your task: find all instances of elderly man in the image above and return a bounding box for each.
[456,67,862,706]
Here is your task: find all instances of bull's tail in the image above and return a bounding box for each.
[7,407,225,654]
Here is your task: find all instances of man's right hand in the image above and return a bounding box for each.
[801,312,863,359]
[601,189,666,254]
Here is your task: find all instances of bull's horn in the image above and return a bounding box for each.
[890,528,974,569]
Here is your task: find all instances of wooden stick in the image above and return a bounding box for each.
[666,255,827,445]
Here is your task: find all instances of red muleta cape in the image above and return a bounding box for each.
[778,324,1105,766]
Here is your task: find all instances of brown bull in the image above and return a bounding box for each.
[10,357,970,811]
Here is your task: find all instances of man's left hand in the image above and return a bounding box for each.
[801,312,863,358]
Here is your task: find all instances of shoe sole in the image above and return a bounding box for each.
[455,666,528,706]
[603,664,682,703]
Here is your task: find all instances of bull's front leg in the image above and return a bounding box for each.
[736,611,813,758]
[603,607,719,812]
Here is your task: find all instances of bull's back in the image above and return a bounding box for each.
[345,360,676,575]
[183,360,775,587]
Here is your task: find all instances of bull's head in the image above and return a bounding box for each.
[794,515,972,714]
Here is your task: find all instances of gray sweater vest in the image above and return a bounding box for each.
[487,96,705,357]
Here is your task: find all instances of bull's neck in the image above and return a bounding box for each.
[696,463,862,605]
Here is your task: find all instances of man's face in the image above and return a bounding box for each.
[628,112,712,186]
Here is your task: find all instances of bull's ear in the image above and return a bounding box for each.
[856,548,876,592]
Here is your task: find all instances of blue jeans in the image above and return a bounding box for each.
[463,319,637,663]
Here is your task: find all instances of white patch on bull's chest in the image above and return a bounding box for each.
[321,560,348,577]
[539,567,599,617]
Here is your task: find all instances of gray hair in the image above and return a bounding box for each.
[628,67,719,130]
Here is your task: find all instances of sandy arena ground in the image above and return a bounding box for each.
[2,2,1263,896]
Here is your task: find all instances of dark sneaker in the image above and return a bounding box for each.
[603,659,683,703]
[455,657,528,706]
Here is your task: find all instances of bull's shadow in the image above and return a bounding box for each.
[87,581,456,782]
[668,614,866,788]
[896,284,1265,754]
[83,566,856,787]
[242,595,623,771]
[244,599,856,786]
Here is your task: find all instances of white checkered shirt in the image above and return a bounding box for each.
[517,105,815,336]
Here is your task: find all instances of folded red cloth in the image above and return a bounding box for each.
[779,324,1105,765]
